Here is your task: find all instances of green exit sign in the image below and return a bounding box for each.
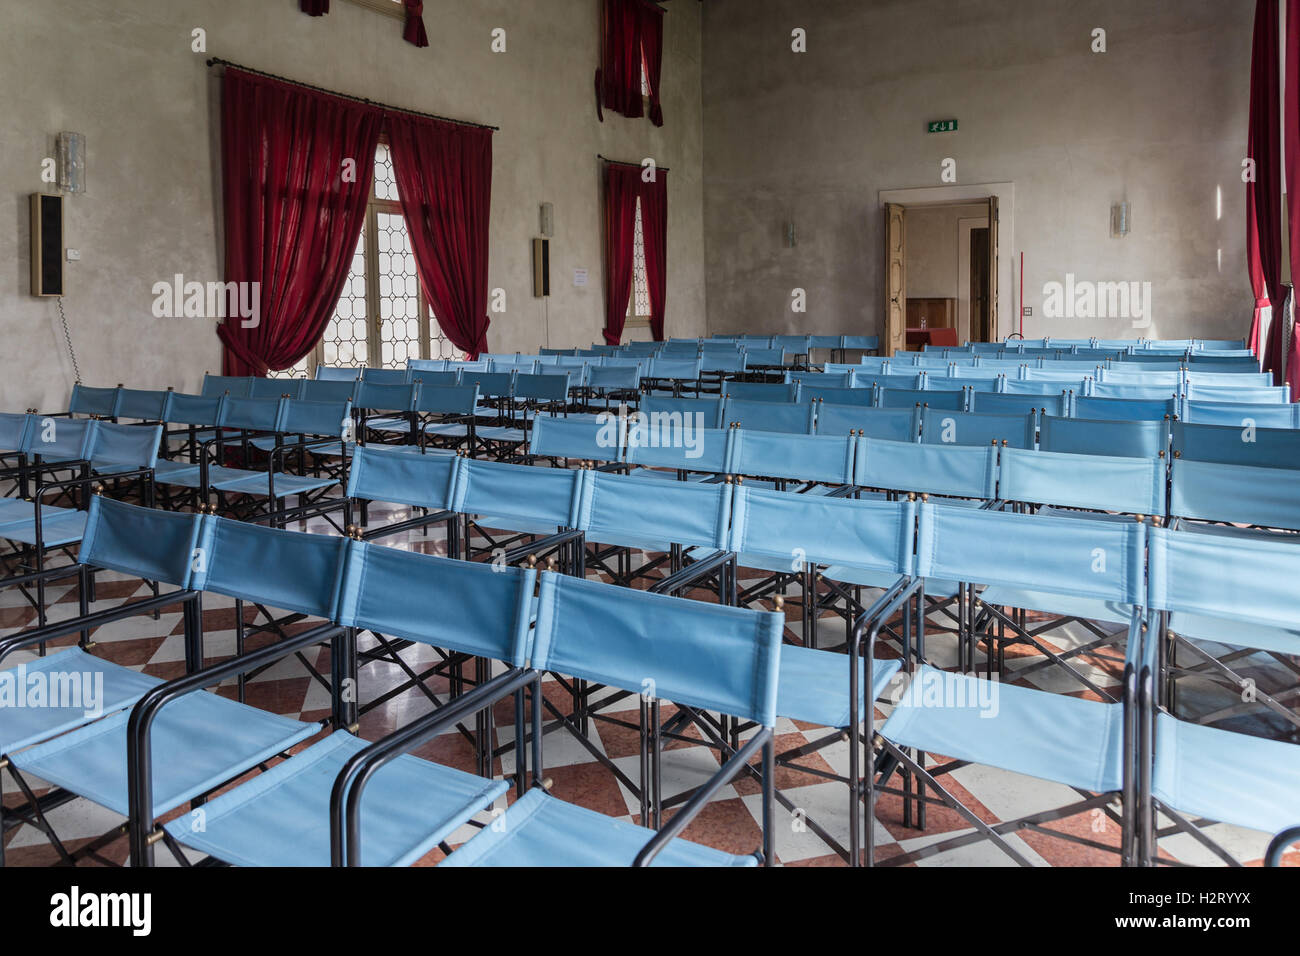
[927,119,958,133]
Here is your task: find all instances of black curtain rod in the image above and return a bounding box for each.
[205,58,500,131]
[598,154,670,172]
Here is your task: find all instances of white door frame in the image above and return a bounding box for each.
[880,182,1015,342]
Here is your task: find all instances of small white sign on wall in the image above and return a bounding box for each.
[573,268,588,287]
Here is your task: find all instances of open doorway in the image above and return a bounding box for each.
[879,183,1014,357]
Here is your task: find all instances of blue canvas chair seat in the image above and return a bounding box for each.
[882,665,1125,794]
[364,416,412,433]
[1165,610,1300,659]
[424,421,470,438]
[1151,713,1300,836]
[977,585,1134,626]
[777,645,901,727]
[476,425,527,443]
[213,471,338,499]
[164,730,508,867]
[0,509,87,547]
[441,788,755,867]
[11,689,318,817]
[0,647,160,755]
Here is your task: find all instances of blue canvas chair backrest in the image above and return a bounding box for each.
[977,357,1035,370]
[1002,379,1083,396]
[1098,368,1182,387]
[1183,370,1272,387]
[700,352,746,373]
[115,389,172,422]
[80,496,206,588]
[1184,383,1290,405]
[533,354,561,364]
[919,377,970,394]
[1023,368,1093,383]
[69,385,121,418]
[790,371,852,388]
[1088,383,1181,405]
[455,456,585,530]
[640,396,724,430]
[1181,400,1300,429]
[193,513,351,620]
[728,430,854,485]
[803,386,874,407]
[531,572,782,726]
[920,408,1036,449]
[408,358,450,372]
[462,371,515,399]
[530,414,621,462]
[490,360,539,375]
[772,335,812,352]
[856,356,892,372]
[1148,526,1300,633]
[279,399,352,438]
[250,378,304,400]
[917,503,1146,605]
[316,366,362,381]
[949,366,1006,381]
[1070,349,1120,362]
[601,356,646,369]
[220,396,285,433]
[28,415,95,460]
[1093,339,1139,351]
[723,398,815,434]
[1186,352,1259,365]
[969,390,1067,418]
[1171,421,1300,469]
[576,469,731,550]
[416,384,479,416]
[201,374,251,398]
[998,447,1166,516]
[89,422,162,470]
[300,379,358,404]
[822,363,863,376]
[649,358,703,380]
[1073,395,1177,422]
[1039,415,1167,458]
[880,387,963,411]
[513,373,569,402]
[1046,360,1106,375]
[741,349,785,368]
[855,438,998,500]
[865,373,924,392]
[842,335,879,351]
[1170,459,1300,530]
[721,381,798,403]
[625,424,731,474]
[0,413,33,452]
[912,354,957,369]
[451,360,491,373]
[729,488,915,577]
[408,370,461,389]
[1194,339,1248,351]
[588,365,639,390]
[816,403,917,441]
[346,444,461,510]
[355,382,419,413]
[165,393,225,428]
[1116,359,1186,372]
[808,334,843,350]
[361,368,412,385]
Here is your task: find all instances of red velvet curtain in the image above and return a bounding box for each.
[640,170,668,341]
[218,69,381,376]
[596,0,647,122]
[300,0,329,15]
[1248,0,1285,378]
[403,0,428,47]
[1286,0,1300,398]
[602,164,641,345]
[638,1,665,127]
[388,115,494,358]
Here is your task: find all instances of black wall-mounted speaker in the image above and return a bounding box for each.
[30,193,64,297]
[532,237,550,298]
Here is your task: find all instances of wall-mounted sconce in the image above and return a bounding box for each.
[57,131,86,194]
[784,221,797,248]
[1110,201,1130,238]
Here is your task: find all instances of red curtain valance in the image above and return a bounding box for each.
[300,0,426,48]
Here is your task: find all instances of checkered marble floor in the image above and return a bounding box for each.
[2,501,1295,867]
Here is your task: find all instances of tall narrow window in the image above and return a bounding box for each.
[626,197,651,329]
[276,142,462,377]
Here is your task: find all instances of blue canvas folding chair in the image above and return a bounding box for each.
[1040,415,1169,458]
[639,395,725,430]
[1001,378,1084,396]
[584,365,640,408]
[790,370,853,388]
[743,348,787,370]
[624,419,732,482]
[529,413,623,467]
[64,384,122,420]
[720,380,797,403]
[1171,420,1300,468]
[968,390,1067,419]
[727,429,854,493]
[1072,395,1178,422]
[643,357,703,396]
[723,397,815,434]
[878,387,963,411]
[919,408,1036,449]
[1140,527,1300,865]
[1181,399,1300,428]
[801,384,875,407]
[200,374,253,399]
[355,382,420,445]
[1170,458,1300,534]
[316,366,363,381]
[426,572,783,867]
[866,373,924,393]
[815,404,919,441]
[872,504,1147,866]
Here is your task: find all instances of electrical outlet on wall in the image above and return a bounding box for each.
[66,248,80,261]
[1022,306,1032,317]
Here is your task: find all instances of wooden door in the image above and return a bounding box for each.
[986,196,999,343]
[883,203,906,356]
